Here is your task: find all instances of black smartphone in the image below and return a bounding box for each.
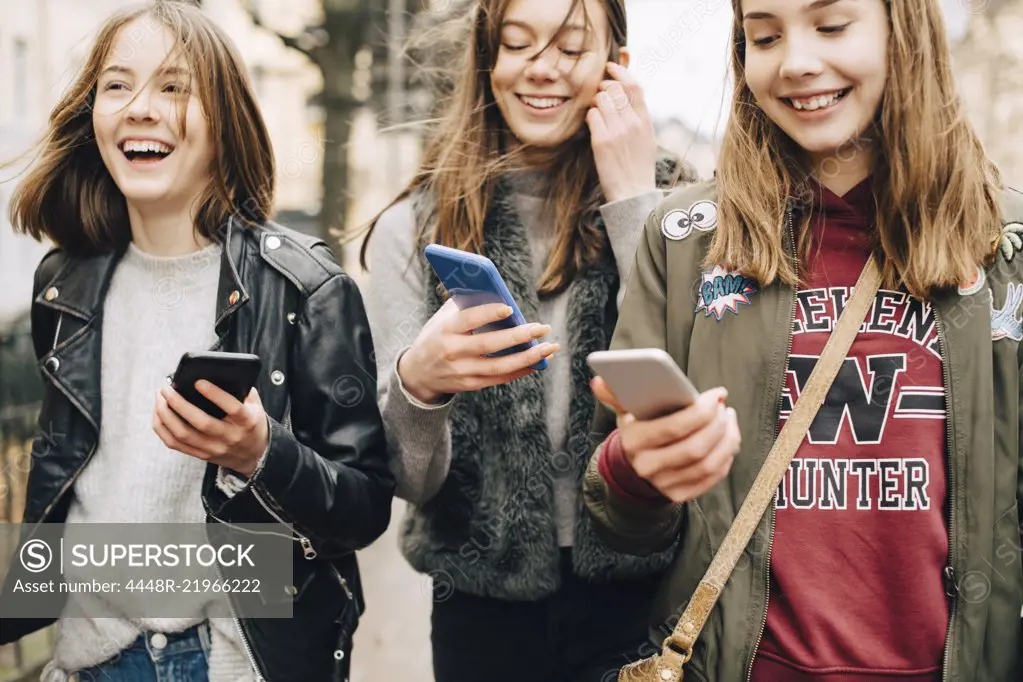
[169,351,263,419]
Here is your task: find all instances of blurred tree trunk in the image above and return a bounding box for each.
[245,0,375,255]
[318,0,369,253]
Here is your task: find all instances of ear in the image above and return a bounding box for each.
[617,47,630,68]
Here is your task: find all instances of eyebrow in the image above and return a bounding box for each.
[501,19,587,33]
[99,64,192,79]
[743,0,846,21]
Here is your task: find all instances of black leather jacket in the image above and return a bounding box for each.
[0,217,395,681]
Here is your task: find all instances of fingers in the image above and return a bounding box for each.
[470,322,552,356]
[648,410,739,501]
[631,402,730,480]
[589,82,630,146]
[195,380,245,419]
[586,106,609,141]
[449,303,514,335]
[624,388,728,453]
[160,386,225,437]
[463,341,560,378]
[154,392,214,456]
[590,376,628,417]
[465,365,536,389]
[152,416,212,461]
[595,81,632,117]
[605,61,649,120]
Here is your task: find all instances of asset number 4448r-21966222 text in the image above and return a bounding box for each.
[124,578,261,593]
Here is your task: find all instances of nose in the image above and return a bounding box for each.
[125,87,159,123]
[778,33,824,81]
[523,47,561,83]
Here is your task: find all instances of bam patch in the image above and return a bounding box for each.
[697,265,759,320]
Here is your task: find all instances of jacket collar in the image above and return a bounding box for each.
[213,215,252,332]
[34,248,123,323]
[34,215,252,330]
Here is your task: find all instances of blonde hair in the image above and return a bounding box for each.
[711,0,1001,298]
[9,0,274,256]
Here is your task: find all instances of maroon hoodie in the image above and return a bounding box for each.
[601,178,949,680]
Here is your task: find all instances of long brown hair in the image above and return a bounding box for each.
[712,0,1001,298]
[359,0,633,297]
[7,0,274,257]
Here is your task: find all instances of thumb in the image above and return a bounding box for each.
[591,376,629,418]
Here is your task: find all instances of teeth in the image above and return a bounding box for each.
[791,91,843,111]
[520,96,565,110]
[122,140,172,154]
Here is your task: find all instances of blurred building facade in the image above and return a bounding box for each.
[4,0,1023,323]
[954,0,1023,188]
[0,0,124,322]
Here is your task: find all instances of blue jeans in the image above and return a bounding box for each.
[75,623,210,682]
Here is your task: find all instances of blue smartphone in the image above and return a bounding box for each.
[424,243,548,371]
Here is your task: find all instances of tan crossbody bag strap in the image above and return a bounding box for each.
[657,255,883,669]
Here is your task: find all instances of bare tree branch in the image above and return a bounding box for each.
[242,0,317,62]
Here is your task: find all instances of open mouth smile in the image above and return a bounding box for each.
[782,88,852,112]
[118,139,176,164]
[516,95,569,112]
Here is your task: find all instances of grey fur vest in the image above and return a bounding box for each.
[400,162,683,601]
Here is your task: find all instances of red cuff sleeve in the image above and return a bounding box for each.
[598,429,671,508]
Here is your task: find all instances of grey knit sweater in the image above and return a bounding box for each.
[364,185,663,546]
[44,243,254,682]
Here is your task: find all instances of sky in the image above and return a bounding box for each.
[626,0,973,138]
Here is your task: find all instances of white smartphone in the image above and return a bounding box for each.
[587,348,700,421]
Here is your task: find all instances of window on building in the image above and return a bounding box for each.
[14,38,28,124]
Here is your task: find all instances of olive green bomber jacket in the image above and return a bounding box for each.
[583,180,1023,682]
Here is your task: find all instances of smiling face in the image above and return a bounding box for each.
[490,0,619,149]
[741,0,889,165]
[92,17,214,211]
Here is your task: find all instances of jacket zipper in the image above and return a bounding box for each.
[202,410,314,679]
[204,520,266,682]
[328,562,355,601]
[934,307,956,682]
[247,402,317,557]
[746,206,797,682]
[251,485,317,559]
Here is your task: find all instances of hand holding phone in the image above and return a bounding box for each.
[169,351,262,419]
[588,349,740,503]
[398,299,559,405]
[401,244,559,405]
[424,244,550,370]
[154,351,269,478]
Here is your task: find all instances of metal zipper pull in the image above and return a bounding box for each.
[943,565,958,598]
[338,575,353,601]
[300,536,318,559]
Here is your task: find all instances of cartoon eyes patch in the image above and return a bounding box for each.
[661,200,719,241]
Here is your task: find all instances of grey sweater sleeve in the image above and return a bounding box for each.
[601,191,665,308]
[364,199,454,504]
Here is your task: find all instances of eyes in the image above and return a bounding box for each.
[100,80,191,95]
[501,42,586,58]
[748,22,851,48]
[499,26,589,60]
